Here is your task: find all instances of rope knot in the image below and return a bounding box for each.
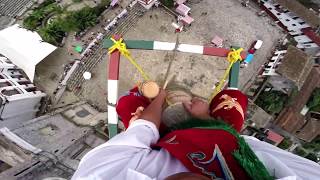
[227,48,244,63]
[209,48,244,102]
[108,38,130,57]
[107,37,150,80]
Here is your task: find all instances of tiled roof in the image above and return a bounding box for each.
[276,0,320,28]
[276,46,313,89]
[267,130,284,144]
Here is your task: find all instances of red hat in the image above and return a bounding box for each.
[209,89,248,132]
[116,87,150,128]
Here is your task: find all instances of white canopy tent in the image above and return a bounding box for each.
[0,24,57,81]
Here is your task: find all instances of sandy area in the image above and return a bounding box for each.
[75,0,283,111]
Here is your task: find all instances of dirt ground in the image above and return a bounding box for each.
[75,0,283,111]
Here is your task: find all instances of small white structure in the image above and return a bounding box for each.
[104,19,118,31]
[294,35,319,51]
[262,50,287,76]
[0,24,57,82]
[180,15,194,26]
[104,9,128,32]
[117,9,128,19]
[262,0,310,35]
[211,35,223,47]
[254,40,263,50]
[110,0,119,7]
[0,54,46,129]
[175,3,190,16]
[83,72,92,80]
[171,22,183,32]
[138,0,156,9]
[260,0,319,52]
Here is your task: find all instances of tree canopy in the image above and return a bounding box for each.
[307,88,320,112]
[161,0,174,8]
[278,137,292,150]
[67,7,98,32]
[23,1,62,30]
[294,147,308,157]
[23,0,110,45]
[302,136,320,152]
[255,90,288,114]
[38,21,66,45]
[305,153,318,162]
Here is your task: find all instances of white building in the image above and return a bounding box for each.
[262,50,287,76]
[261,0,319,52]
[0,25,57,129]
[0,54,46,128]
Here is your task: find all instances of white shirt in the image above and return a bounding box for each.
[72,120,320,180]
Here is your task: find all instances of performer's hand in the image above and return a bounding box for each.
[157,89,167,100]
[129,106,144,126]
[183,98,211,119]
[140,89,167,129]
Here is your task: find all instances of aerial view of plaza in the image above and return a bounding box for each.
[0,0,320,179]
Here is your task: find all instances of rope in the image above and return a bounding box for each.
[208,48,244,102]
[108,38,150,80]
[108,37,243,103]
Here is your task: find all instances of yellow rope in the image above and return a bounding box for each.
[208,48,244,102]
[108,37,243,103]
[108,38,150,81]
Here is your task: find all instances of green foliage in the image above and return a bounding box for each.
[255,90,288,114]
[305,153,318,162]
[294,147,308,157]
[67,7,98,31]
[23,10,45,30]
[38,21,66,45]
[23,1,61,30]
[23,0,110,45]
[72,0,82,3]
[278,138,292,150]
[302,136,320,152]
[93,0,110,17]
[161,0,174,8]
[307,88,320,112]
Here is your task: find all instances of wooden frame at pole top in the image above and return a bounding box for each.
[106,35,241,138]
